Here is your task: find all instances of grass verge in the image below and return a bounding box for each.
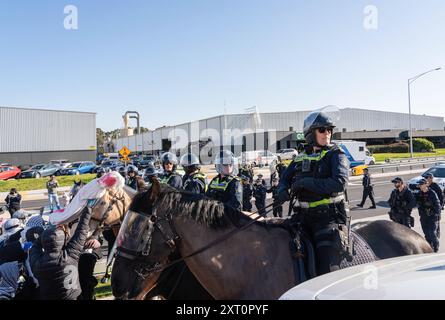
[373,148,445,163]
[0,174,96,192]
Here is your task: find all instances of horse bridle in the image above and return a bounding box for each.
[122,201,278,281]
[89,193,127,239]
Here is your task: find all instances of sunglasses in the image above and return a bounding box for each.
[317,127,333,134]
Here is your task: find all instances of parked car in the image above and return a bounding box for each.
[0,166,21,180]
[408,163,445,194]
[95,160,122,172]
[280,253,445,300]
[50,159,71,169]
[59,161,97,176]
[137,155,159,170]
[276,148,298,160]
[19,164,61,179]
[238,150,277,167]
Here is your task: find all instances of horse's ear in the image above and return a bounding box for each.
[149,178,161,202]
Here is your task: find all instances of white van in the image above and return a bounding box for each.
[332,140,376,167]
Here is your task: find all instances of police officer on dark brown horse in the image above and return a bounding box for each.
[277,108,351,275]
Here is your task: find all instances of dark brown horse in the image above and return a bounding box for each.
[111,181,432,300]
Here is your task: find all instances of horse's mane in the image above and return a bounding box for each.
[132,184,282,230]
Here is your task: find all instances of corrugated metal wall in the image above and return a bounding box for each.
[0,107,96,153]
[112,108,444,153]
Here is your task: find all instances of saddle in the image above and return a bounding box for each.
[283,219,377,284]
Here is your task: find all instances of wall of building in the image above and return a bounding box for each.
[0,107,96,153]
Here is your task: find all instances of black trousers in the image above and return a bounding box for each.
[242,200,252,212]
[302,207,347,275]
[360,187,376,207]
[255,199,266,215]
[273,204,283,218]
[78,253,99,300]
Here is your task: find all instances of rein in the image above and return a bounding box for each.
[131,200,280,280]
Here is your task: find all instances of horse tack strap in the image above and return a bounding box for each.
[135,201,279,277]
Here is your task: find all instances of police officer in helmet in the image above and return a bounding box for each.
[180,153,206,194]
[388,177,416,228]
[144,164,159,186]
[207,150,243,211]
[416,178,441,252]
[159,152,183,189]
[126,165,145,192]
[277,108,351,275]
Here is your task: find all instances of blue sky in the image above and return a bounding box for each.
[0,0,444,131]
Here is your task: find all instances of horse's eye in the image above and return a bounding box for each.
[101,201,106,206]
[150,215,157,223]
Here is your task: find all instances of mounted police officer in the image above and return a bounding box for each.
[206,150,243,211]
[159,152,183,189]
[277,108,351,275]
[388,177,416,228]
[241,175,253,212]
[357,168,376,209]
[143,164,158,184]
[416,178,441,252]
[180,153,206,194]
[126,165,145,192]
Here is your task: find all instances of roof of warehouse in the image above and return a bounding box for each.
[150,107,444,131]
[0,106,96,115]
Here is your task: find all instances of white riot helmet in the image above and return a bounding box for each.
[214,150,238,176]
[180,153,201,174]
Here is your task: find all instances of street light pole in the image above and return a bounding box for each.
[407,67,441,158]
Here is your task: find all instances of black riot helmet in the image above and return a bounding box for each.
[127,165,139,176]
[303,107,337,146]
[160,152,178,172]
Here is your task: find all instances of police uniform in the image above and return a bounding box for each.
[126,176,145,192]
[358,172,376,208]
[430,182,444,209]
[242,182,254,212]
[159,172,183,189]
[267,185,283,218]
[207,175,243,211]
[416,187,441,252]
[388,186,416,228]
[253,183,267,215]
[279,144,350,275]
[182,172,207,194]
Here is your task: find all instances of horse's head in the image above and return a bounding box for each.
[111,179,182,300]
[88,186,135,239]
[112,179,226,300]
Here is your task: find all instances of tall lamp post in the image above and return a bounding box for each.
[408,67,441,158]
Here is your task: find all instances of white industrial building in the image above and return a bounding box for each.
[0,106,96,166]
[111,108,445,159]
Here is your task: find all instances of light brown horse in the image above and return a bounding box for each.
[111,181,433,300]
[88,185,136,238]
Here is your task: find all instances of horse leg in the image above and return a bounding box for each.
[353,220,433,259]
